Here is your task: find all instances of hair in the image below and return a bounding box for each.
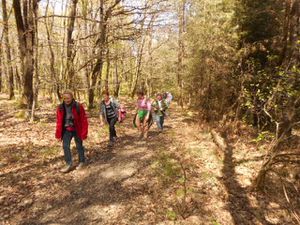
[102,90,110,96]
[156,93,162,97]
[136,90,145,96]
[63,89,73,98]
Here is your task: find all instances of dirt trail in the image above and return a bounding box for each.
[0,94,295,225]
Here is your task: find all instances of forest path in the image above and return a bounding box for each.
[0,94,278,225]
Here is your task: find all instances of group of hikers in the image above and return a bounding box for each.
[55,89,173,173]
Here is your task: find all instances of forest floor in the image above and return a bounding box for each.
[0,93,298,225]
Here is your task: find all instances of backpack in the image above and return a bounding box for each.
[118,105,127,123]
[59,101,80,115]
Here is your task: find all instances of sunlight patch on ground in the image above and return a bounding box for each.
[100,162,137,180]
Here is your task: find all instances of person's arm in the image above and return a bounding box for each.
[99,102,105,126]
[162,100,168,111]
[55,106,63,140]
[152,101,158,110]
[136,100,140,113]
[113,98,120,109]
[145,99,152,121]
[80,105,88,140]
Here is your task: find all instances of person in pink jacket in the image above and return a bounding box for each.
[135,90,152,139]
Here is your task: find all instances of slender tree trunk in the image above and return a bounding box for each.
[2,0,15,99]
[31,0,39,122]
[0,42,2,93]
[114,59,120,97]
[177,0,186,108]
[130,36,146,98]
[279,0,291,65]
[45,0,60,101]
[59,0,68,92]
[66,0,78,90]
[83,17,91,101]
[15,67,21,93]
[147,27,154,97]
[105,48,110,92]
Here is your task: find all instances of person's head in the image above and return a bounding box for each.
[63,89,74,105]
[102,90,110,102]
[136,90,145,99]
[163,92,167,99]
[156,93,162,101]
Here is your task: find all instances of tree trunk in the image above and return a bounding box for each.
[88,0,121,108]
[31,0,39,122]
[13,0,37,110]
[59,0,68,92]
[105,48,110,92]
[15,67,21,93]
[279,0,291,65]
[177,0,186,108]
[147,25,154,97]
[2,0,15,99]
[0,42,2,93]
[114,59,120,97]
[130,37,146,98]
[89,0,105,108]
[66,0,78,90]
[45,0,60,101]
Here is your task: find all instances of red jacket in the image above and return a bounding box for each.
[55,101,88,140]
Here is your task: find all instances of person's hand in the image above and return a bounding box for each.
[100,122,104,127]
[57,139,62,143]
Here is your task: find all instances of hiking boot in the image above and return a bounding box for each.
[60,164,73,173]
[76,162,86,170]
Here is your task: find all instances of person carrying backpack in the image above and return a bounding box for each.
[152,93,168,132]
[55,90,88,173]
[99,91,120,147]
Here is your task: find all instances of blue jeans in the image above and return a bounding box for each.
[155,115,164,130]
[107,117,118,142]
[62,130,85,165]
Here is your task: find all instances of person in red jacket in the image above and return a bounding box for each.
[55,90,88,173]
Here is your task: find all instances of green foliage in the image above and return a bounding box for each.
[233,0,282,44]
[254,131,274,143]
[212,220,222,225]
[152,152,181,185]
[166,209,177,221]
[183,0,237,121]
[232,0,300,135]
[176,187,185,198]
[15,110,26,119]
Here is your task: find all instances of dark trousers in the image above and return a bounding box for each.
[107,117,118,142]
[156,115,165,130]
[62,130,85,165]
